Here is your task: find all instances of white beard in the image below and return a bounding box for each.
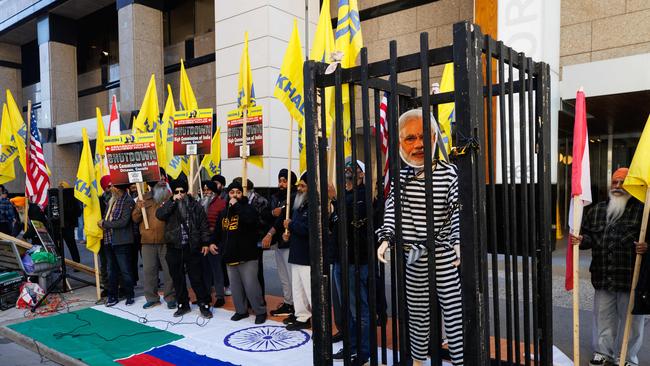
[293,192,306,211]
[152,183,171,204]
[607,191,630,223]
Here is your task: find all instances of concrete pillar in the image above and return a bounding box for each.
[0,43,22,107]
[117,1,164,120]
[37,14,80,187]
[214,0,319,187]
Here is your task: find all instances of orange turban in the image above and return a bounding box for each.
[10,196,26,207]
[612,167,629,181]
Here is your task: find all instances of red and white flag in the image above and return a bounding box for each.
[107,94,121,136]
[565,89,592,291]
[379,92,390,197]
[25,109,50,207]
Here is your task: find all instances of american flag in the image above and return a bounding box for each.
[379,92,390,197]
[26,109,50,207]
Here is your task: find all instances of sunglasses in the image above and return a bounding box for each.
[175,189,185,194]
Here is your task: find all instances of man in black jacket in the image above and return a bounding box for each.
[214,181,267,324]
[284,173,311,331]
[262,169,297,319]
[156,178,213,319]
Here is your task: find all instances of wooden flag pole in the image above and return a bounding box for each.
[241,107,249,196]
[93,252,101,300]
[619,185,650,364]
[188,155,196,196]
[23,101,32,233]
[571,196,584,366]
[285,118,294,234]
[135,183,149,229]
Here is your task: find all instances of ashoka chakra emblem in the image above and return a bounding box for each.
[224,325,310,352]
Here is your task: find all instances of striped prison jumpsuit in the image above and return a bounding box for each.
[377,161,464,365]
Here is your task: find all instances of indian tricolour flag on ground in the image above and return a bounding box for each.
[565,88,592,291]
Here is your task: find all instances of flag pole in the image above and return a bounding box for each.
[242,107,249,196]
[189,155,196,196]
[93,251,101,300]
[619,185,650,364]
[23,100,31,233]
[285,117,294,234]
[571,196,584,366]
[135,183,149,229]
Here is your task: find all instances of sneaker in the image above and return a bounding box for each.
[283,314,297,325]
[231,313,249,321]
[255,314,267,324]
[270,302,294,317]
[105,297,119,307]
[173,304,191,317]
[351,356,369,366]
[224,287,232,296]
[333,349,356,361]
[166,300,177,309]
[125,298,135,306]
[199,304,213,319]
[332,332,343,343]
[286,319,310,331]
[143,301,160,309]
[590,353,615,366]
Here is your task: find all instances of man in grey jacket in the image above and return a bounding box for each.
[99,183,136,307]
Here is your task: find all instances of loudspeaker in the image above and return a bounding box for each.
[47,188,74,227]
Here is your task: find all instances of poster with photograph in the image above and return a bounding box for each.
[104,133,160,185]
[173,109,213,156]
[31,220,56,254]
[227,106,263,158]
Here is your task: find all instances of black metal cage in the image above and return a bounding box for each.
[303,21,553,366]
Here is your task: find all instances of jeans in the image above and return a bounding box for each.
[201,252,225,299]
[333,263,370,360]
[593,289,646,365]
[105,244,134,299]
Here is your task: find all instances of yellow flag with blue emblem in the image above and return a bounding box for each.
[335,0,363,158]
[201,127,222,176]
[180,59,198,111]
[0,104,17,184]
[274,19,305,126]
[310,0,335,138]
[5,89,27,171]
[133,74,159,134]
[438,63,454,154]
[74,128,103,254]
[161,85,187,179]
[94,107,107,195]
[237,32,262,168]
[623,115,650,203]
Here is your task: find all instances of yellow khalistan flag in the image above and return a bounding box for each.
[5,89,27,170]
[74,128,103,254]
[180,60,198,111]
[94,107,107,195]
[310,0,335,138]
[201,127,222,176]
[335,0,363,158]
[274,19,306,174]
[623,115,650,203]
[438,63,454,154]
[237,32,262,168]
[161,85,187,179]
[0,104,18,184]
[133,75,159,134]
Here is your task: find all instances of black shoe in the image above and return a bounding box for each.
[270,302,294,317]
[332,332,343,343]
[283,314,297,325]
[213,298,225,308]
[231,313,249,321]
[351,356,368,366]
[173,304,191,317]
[255,314,267,324]
[286,319,310,331]
[105,297,119,307]
[333,349,357,362]
[125,297,135,306]
[199,304,213,319]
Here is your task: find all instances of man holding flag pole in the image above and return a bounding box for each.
[570,91,647,366]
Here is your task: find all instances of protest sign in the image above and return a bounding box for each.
[104,133,160,185]
[227,105,263,158]
[173,109,213,156]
